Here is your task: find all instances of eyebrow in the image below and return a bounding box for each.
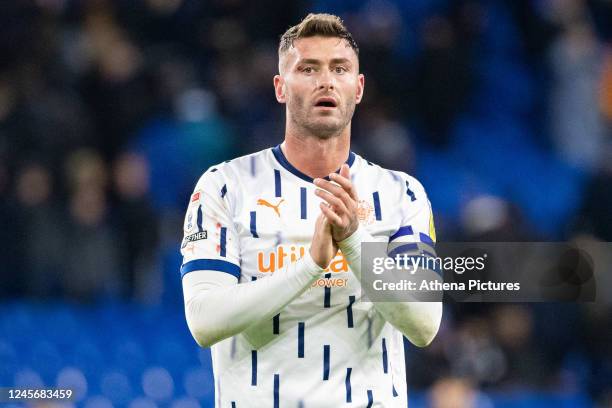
[298,58,353,66]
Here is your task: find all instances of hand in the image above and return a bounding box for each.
[309,213,339,268]
[314,164,359,242]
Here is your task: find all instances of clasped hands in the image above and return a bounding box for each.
[309,164,360,268]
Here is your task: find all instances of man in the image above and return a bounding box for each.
[181,13,442,407]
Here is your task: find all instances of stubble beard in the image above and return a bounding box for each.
[288,95,356,140]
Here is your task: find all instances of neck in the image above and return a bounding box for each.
[282,125,351,179]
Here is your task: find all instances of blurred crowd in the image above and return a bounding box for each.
[1,0,612,406]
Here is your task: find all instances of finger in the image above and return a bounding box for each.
[329,172,358,201]
[320,202,343,225]
[340,163,350,180]
[314,178,352,206]
[315,189,349,215]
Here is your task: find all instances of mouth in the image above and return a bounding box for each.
[314,97,338,109]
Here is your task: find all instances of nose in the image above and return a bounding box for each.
[316,70,335,91]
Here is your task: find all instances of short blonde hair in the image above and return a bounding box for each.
[279,13,359,57]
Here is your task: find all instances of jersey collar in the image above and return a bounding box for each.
[271,144,356,183]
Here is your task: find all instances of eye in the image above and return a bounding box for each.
[335,66,348,74]
[302,66,314,74]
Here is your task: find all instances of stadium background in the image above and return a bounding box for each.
[1,0,611,407]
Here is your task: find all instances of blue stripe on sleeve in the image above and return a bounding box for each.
[345,367,352,402]
[347,295,355,328]
[382,338,388,373]
[231,402,236,408]
[389,225,413,242]
[373,192,381,221]
[250,211,258,238]
[251,350,257,386]
[197,205,204,232]
[220,184,227,198]
[406,180,416,201]
[298,322,305,358]
[273,314,280,334]
[274,169,281,197]
[387,243,419,258]
[300,187,307,219]
[367,390,374,408]
[419,232,435,246]
[180,259,240,279]
[220,227,227,257]
[273,374,279,408]
[393,384,398,397]
[323,345,330,380]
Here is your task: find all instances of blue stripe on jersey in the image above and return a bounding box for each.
[251,276,257,281]
[382,338,388,374]
[250,211,258,238]
[323,345,330,380]
[406,180,416,202]
[373,192,382,221]
[271,145,356,183]
[367,390,374,407]
[230,337,236,359]
[197,205,204,232]
[389,225,414,242]
[250,155,256,176]
[273,374,280,408]
[273,314,280,334]
[274,169,281,197]
[298,400,304,408]
[231,402,236,408]
[300,187,307,219]
[323,273,331,308]
[420,232,435,246]
[220,227,227,257]
[345,367,352,402]
[392,384,398,397]
[221,184,227,198]
[298,322,305,358]
[180,259,240,279]
[251,350,257,386]
[347,295,355,328]
[387,243,419,258]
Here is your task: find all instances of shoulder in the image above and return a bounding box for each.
[193,148,271,190]
[353,154,428,200]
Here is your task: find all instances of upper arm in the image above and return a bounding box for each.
[180,168,241,281]
[388,175,436,248]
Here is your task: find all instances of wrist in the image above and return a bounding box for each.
[338,224,367,255]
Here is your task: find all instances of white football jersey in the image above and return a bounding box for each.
[180,145,436,408]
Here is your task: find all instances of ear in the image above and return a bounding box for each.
[355,73,365,104]
[274,75,286,103]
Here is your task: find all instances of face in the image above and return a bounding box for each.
[274,36,365,138]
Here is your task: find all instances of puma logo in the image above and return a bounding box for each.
[257,198,285,217]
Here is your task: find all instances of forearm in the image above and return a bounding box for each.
[182,253,324,348]
[338,226,443,347]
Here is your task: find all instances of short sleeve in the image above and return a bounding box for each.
[180,169,241,279]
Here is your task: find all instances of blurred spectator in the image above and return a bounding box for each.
[62,149,122,301]
[112,151,160,301]
[548,10,606,171]
[429,377,478,408]
[14,161,65,298]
